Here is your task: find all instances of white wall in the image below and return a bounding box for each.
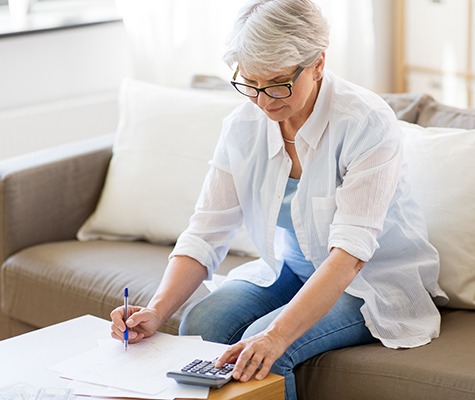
[0,21,132,160]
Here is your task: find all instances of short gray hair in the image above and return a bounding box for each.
[223,0,330,75]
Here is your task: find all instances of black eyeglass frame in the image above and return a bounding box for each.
[230,66,305,99]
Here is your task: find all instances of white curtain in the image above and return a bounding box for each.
[117,0,394,92]
[116,0,247,87]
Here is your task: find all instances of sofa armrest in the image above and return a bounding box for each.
[0,134,114,264]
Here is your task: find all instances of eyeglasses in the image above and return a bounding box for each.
[230,66,304,99]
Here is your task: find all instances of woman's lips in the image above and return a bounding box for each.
[265,105,285,113]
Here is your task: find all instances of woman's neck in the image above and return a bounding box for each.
[279,78,322,140]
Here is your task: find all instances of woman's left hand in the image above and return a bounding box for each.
[215,329,287,382]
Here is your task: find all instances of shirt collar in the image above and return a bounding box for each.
[267,119,283,158]
[266,70,333,159]
[300,70,332,149]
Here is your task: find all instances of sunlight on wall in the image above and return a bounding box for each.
[442,38,459,74]
[318,0,376,89]
[172,1,189,47]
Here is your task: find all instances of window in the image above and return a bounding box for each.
[0,0,114,8]
[1,0,120,38]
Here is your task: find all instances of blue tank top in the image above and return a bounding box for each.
[276,178,315,283]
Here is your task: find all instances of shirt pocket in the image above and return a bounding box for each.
[311,195,337,247]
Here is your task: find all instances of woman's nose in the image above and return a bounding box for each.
[256,92,274,108]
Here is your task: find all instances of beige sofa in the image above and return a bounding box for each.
[1,87,475,399]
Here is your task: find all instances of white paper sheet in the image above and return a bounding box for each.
[50,332,229,397]
[68,380,209,399]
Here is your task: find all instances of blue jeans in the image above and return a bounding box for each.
[179,264,377,400]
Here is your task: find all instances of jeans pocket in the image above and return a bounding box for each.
[311,195,337,247]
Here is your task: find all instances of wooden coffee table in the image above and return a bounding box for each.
[175,373,284,400]
[202,373,283,400]
[0,315,284,400]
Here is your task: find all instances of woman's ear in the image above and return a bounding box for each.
[314,52,326,81]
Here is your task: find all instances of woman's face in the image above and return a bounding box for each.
[238,57,325,124]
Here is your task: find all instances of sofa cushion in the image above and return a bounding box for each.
[0,240,254,334]
[417,98,475,129]
[295,309,475,400]
[77,79,258,257]
[400,121,475,309]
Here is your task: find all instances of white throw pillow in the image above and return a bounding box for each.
[400,121,475,309]
[78,79,258,257]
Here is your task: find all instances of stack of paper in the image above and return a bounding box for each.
[49,332,230,399]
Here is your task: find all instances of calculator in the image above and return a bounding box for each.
[167,359,235,388]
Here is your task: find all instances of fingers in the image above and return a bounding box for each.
[110,306,126,338]
[220,333,285,383]
[235,350,273,382]
[110,305,151,343]
[233,346,264,382]
[124,306,147,328]
[215,344,244,368]
[216,341,268,382]
[256,357,273,380]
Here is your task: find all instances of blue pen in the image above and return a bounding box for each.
[124,287,129,351]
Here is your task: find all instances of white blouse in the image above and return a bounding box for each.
[170,70,448,349]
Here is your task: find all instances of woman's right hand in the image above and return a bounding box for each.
[110,305,161,343]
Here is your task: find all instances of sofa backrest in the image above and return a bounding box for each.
[417,99,475,129]
[379,93,433,124]
[380,93,475,129]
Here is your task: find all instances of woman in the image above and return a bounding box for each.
[111,1,448,398]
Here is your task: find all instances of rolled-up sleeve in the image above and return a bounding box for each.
[169,166,243,279]
[328,109,402,261]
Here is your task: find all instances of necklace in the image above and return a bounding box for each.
[282,136,296,144]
